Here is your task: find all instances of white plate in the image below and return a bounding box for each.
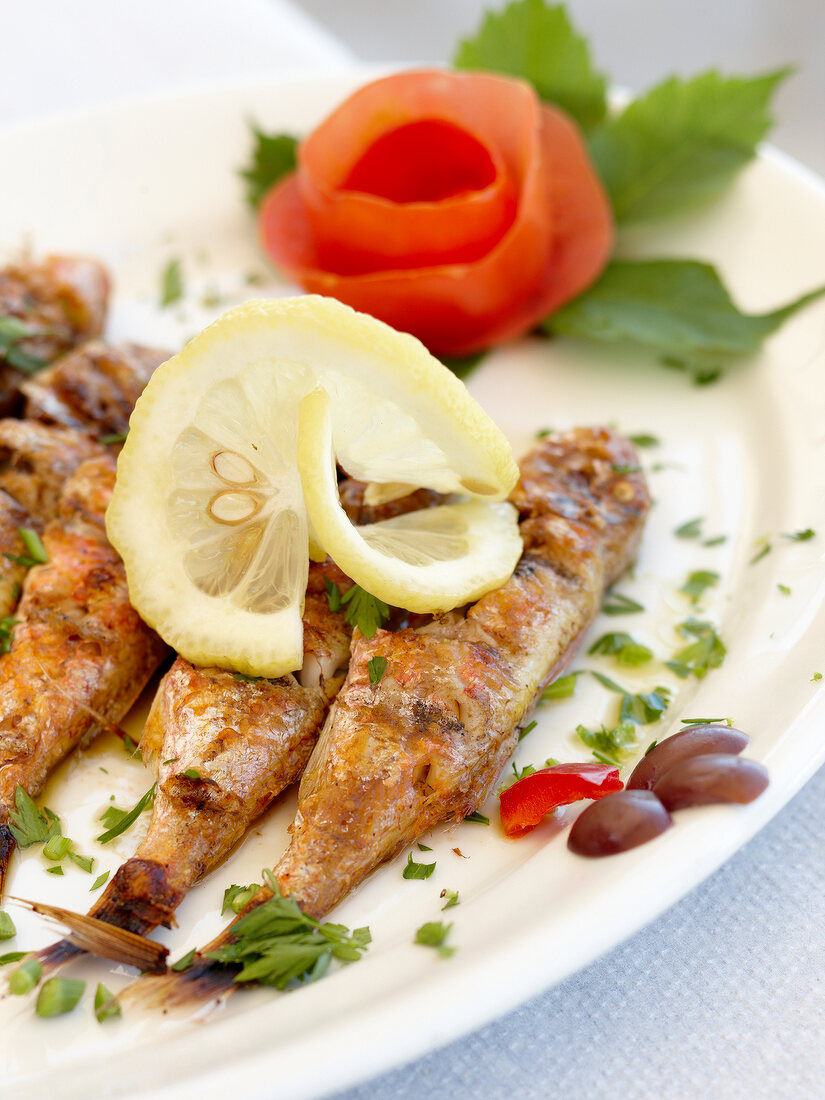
[1,72,825,1100]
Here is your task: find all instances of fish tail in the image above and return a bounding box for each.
[122,957,240,1012]
[89,857,185,932]
[0,824,15,900]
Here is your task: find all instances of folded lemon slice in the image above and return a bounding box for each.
[106,296,520,677]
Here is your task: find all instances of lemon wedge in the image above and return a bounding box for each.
[106,296,521,677]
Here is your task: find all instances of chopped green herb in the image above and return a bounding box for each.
[588,631,653,666]
[812,673,822,682]
[99,805,129,831]
[94,982,121,1023]
[680,717,733,726]
[674,517,703,539]
[162,757,179,766]
[96,784,156,844]
[403,853,436,880]
[160,258,184,308]
[518,719,537,741]
[454,0,607,129]
[611,462,640,475]
[511,761,537,782]
[90,871,110,892]
[540,671,581,700]
[783,528,815,541]
[417,843,432,852]
[703,534,727,547]
[0,315,48,374]
[0,911,16,940]
[602,591,644,615]
[0,615,16,653]
[171,948,197,972]
[628,433,660,448]
[42,834,71,862]
[414,920,455,959]
[777,584,791,595]
[441,889,460,911]
[200,284,223,310]
[36,977,85,1018]
[0,951,26,965]
[679,569,720,605]
[179,768,201,780]
[590,671,670,724]
[324,577,342,612]
[9,786,61,848]
[68,852,94,873]
[666,619,727,679]
[368,656,387,685]
[19,527,48,564]
[341,584,390,638]
[750,540,771,564]
[98,431,129,445]
[240,126,298,209]
[207,875,370,988]
[535,427,553,439]
[122,732,139,757]
[9,958,41,995]
[222,882,260,916]
[644,739,658,756]
[463,811,490,825]
[576,720,638,766]
[46,866,64,875]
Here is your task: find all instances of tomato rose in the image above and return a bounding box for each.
[259,70,613,357]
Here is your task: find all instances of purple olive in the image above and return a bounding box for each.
[627,725,750,791]
[653,753,769,811]
[567,790,673,857]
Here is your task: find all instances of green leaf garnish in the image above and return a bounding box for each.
[68,852,94,873]
[0,951,26,965]
[207,877,370,988]
[0,615,16,653]
[628,433,660,448]
[812,673,822,682]
[414,920,455,959]
[540,671,581,700]
[0,316,48,374]
[0,911,16,940]
[666,619,727,679]
[590,671,670,724]
[9,786,61,848]
[680,569,720,605]
[588,631,653,666]
[368,656,387,685]
[601,591,645,615]
[441,889,460,911]
[783,528,815,541]
[674,517,703,539]
[46,865,63,875]
[160,258,184,308]
[324,577,342,612]
[545,260,825,373]
[36,977,85,1018]
[576,720,638,766]
[518,719,537,741]
[240,126,298,209]
[588,68,790,222]
[179,768,201,780]
[463,811,490,825]
[90,871,110,891]
[171,948,197,972]
[96,784,156,844]
[402,853,436,879]
[454,0,607,129]
[341,584,390,638]
[94,982,121,1022]
[222,882,260,916]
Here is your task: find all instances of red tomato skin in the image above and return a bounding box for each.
[258,70,613,357]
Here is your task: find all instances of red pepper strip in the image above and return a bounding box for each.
[499,763,623,838]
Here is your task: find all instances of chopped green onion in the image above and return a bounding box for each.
[35,977,85,1018]
[0,911,15,940]
[9,957,41,995]
[94,982,121,1022]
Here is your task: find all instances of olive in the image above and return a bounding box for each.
[567,790,672,857]
[653,753,769,811]
[627,724,749,791]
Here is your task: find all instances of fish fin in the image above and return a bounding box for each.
[0,824,15,899]
[34,937,84,978]
[122,957,239,1012]
[11,897,168,973]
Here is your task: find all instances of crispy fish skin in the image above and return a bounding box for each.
[21,340,168,439]
[0,255,109,415]
[34,560,353,972]
[275,426,650,917]
[0,419,104,523]
[0,454,168,895]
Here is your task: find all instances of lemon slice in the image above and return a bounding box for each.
[299,387,521,612]
[106,296,520,676]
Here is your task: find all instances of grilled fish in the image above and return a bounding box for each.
[0,255,109,415]
[0,454,168,895]
[127,426,650,1007]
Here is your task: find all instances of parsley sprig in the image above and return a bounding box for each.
[325,580,391,638]
[0,316,49,374]
[96,784,156,844]
[9,786,94,871]
[207,874,370,988]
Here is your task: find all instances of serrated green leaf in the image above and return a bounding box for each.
[544,260,825,369]
[240,126,298,209]
[454,0,607,129]
[588,68,790,222]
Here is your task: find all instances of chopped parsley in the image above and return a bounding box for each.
[403,853,436,879]
[674,517,703,539]
[778,584,791,595]
[750,539,771,565]
[611,462,640,475]
[812,673,822,683]
[171,948,197,972]
[588,631,653,666]
[341,584,391,638]
[518,719,537,741]
[576,720,638,767]
[628,433,660,448]
[666,619,726,679]
[0,911,15,940]
[463,811,490,825]
[783,528,815,541]
[417,843,432,851]
[90,871,110,892]
[3,526,49,568]
[0,616,16,653]
[540,671,581,701]
[0,315,48,374]
[703,534,727,547]
[324,577,342,611]
[644,739,658,756]
[679,569,720,605]
[179,768,201,780]
[222,882,260,916]
[207,874,370,988]
[368,656,387,685]
[160,258,184,308]
[96,784,156,844]
[9,786,61,848]
[590,671,670,724]
[122,732,140,757]
[602,591,644,615]
[240,127,298,209]
[414,921,455,959]
[46,865,64,875]
[94,983,121,1023]
[441,889,460,910]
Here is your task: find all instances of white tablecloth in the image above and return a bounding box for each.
[4,4,823,1097]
